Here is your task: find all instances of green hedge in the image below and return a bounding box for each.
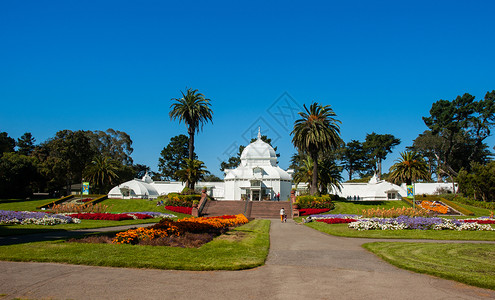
[295,194,336,209]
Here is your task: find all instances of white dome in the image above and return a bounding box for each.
[240,133,277,167]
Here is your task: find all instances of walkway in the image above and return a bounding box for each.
[1,220,494,299]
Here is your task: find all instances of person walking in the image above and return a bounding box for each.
[280,208,285,223]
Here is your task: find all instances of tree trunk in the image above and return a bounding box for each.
[377,158,382,180]
[349,169,353,181]
[311,152,318,195]
[188,128,195,161]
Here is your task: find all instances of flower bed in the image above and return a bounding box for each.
[67,212,161,221]
[362,207,428,218]
[461,219,495,224]
[317,218,357,224]
[165,206,192,215]
[418,201,449,214]
[299,208,331,216]
[348,216,494,231]
[113,214,249,245]
[0,210,80,225]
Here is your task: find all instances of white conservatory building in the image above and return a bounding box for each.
[108,129,293,201]
[223,129,292,201]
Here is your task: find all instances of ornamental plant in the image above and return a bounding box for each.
[0,210,80,225]
[50,202,111,214]
[418,201,449,214]
[295,194,336,209]
[165,206,193,215]
[361,207,428,218]
[317,218,357,224]
[299,208,331,216]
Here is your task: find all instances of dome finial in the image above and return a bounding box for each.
[257,126,261,140]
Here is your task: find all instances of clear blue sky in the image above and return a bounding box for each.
[1,0,494,178]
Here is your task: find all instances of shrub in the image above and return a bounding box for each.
[295,194,336,209]
[164,193,201,207]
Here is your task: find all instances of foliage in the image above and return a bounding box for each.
[175,158,209,190]
[457,161,495,202]
[86,129,134,165]
[292,154,343,194]
[84,156,120,194]
[443,194,495,211]
[16,132,35,155]
[341,140,367,180]
[158,134,194,180]
[295,194,336,209]
[163,193,201,207]
[362,132,400,178]
[388,151,430,185]
[169,88,213,161]
[0,132,16,153]
[0,152,39,198]
[361,207,429,218]
[292,102,342,195]
[422,91,495,179]
[203,174,222,181]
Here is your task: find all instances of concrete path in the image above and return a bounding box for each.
[1,219,495,299]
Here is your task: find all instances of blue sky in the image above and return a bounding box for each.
[1,0,494,178]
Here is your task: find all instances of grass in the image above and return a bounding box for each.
[449,200,494,217]
[363,242,495,290]
[303,221,495,240]
[0,219,270,270]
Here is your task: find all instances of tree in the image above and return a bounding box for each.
[363,132,400,179]
[291,102,342,195]
[422,92,495,179]
[87,129,134,165]
[158,134,195,180]
[0,132,16,154]
[457,162,495,202]
[43,130,95,195]
[16,132,35,155]
[84,156,120,194]
[203,174,223,182]
[175,158,210,190]
[292,154,343,194]
[0,152,39,197]
[388,151,430,185]
[169,88,213,161]
[341,140,367,180]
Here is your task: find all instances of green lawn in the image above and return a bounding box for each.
[329,199,412,215]
[303,221,495,240]
[449,200,494,217]
[0,219,270,270]
[363,242,495,290]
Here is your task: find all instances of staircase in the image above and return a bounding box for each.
[201,200,291,219]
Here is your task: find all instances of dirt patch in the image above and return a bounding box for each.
[215,231,247,242]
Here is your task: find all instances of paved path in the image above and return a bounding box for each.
[1,220,494,299]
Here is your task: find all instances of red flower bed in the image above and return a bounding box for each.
[316,218,357,224]
[69,213,135,221]
[462,219,495,224]
[299,208,331,216]
[165,206,192,215]
[129,213,153,219]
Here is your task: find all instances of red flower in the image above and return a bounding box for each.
[316,218,357,224]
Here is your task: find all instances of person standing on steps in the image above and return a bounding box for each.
[280,208,285,223]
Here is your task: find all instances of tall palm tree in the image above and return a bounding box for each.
[85,156,120,194]
[291,102,342,195]
[169,88,213,160]
[389,151,430,185]
[293,155,343,194]
[175,158,209,190]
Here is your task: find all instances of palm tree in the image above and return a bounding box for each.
[175,158,209,190]
[169,88,213,160]
[293,155,343,194]
[389,151,430,185]
[291,102,342,195]
[85,156,120,194]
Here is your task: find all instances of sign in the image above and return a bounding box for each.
[406,185,414,199]
[82,182,89,195]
